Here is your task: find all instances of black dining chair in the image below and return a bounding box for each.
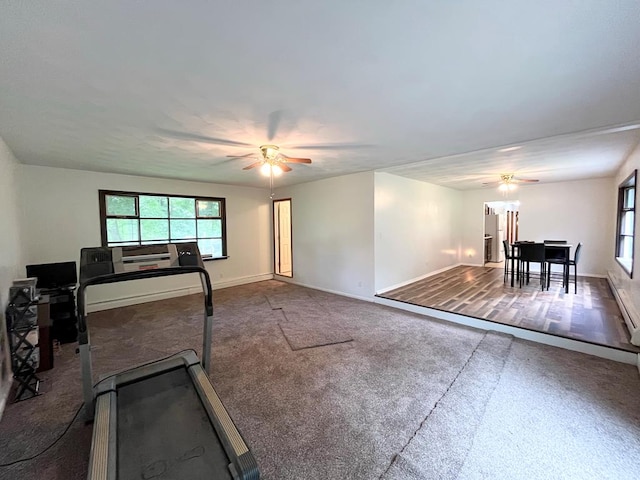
[547,243,582,293]
[544,240,569,285]
[569,243,583,294]
[547,242,582,293]
[518,242,547,290]
[502,239,520,284]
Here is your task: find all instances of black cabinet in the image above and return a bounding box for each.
[41,287,77,344]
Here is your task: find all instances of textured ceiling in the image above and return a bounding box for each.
[1,1,640,190]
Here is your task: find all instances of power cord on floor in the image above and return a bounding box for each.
[0,402,84,467]
[0,348,198,467]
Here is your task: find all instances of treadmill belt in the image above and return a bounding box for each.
[117,366,233,480]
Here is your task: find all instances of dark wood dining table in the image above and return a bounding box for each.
[509,242,572,293]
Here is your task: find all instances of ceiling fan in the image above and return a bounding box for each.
[227,145,312,177]
[483,174,539,191]
[156,109,370,169]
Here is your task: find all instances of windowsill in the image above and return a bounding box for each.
[615,256,633,278]
[203,256,229,262]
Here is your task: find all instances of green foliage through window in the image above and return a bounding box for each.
[100,190,226,258]
[615,170,636,278]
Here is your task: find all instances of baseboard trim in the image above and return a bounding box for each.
[213,273,274,290]
[374,296,639,365]
[376,263,463,295]
[278,278,374,303]
[87,273,274,312]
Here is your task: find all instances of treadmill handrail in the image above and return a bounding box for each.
[77,266,213,335]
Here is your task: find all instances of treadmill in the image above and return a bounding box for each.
[77,242,259,480]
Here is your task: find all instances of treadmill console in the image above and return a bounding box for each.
[80,242,204,284]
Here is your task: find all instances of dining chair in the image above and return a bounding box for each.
[568,243,583,294]
[502,239,520,284]
[544,240,569,285]
[518,242,547,290]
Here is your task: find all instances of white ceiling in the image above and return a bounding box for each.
[1,1,640,190]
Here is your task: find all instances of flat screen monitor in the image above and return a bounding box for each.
[26,261,78,290]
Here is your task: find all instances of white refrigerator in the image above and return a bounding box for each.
[484,214,504,262]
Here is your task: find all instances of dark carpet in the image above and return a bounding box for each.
[0,280,639,480]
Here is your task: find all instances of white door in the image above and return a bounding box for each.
[274,199,292,277]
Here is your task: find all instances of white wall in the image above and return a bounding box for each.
[0,138,23,308]
[275,172,375,299]
[0,137,23,419]
[374,173,462,292]
[18,165,273,309]
[609,141,640,314]
[461,177,615,276]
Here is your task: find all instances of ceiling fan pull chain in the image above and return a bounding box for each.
[269,167,275,199]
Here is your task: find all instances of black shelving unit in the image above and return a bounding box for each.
[5,286,41,402]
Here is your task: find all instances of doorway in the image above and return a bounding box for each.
[483,201,519,267]
[273,198,293,277]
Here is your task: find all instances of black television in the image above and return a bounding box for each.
[26,261,78,290]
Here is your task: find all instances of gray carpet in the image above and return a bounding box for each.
[268,291,353,350]
[382,331,513,480]
[0,280,639,480]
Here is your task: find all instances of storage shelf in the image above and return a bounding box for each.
[5,286,41,402]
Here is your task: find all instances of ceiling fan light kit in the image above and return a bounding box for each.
[261,163,283,177]
[498,182,517,192]
[483,173,539,193]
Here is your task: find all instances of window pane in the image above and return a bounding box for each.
[624,188,635,209]
[621,236,634,259]
[197,219,222,237]
[170,219,196,239]
[106,195,136,216]
[197,200,220,217]
[198,239,223,257]
[141,219,169,241]
[139,196,168,218]
[170,197,195,218]
[107,219,139,243]
[621,211,635,235]
[102,191,225,257]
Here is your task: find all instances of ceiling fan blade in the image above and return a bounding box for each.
[226,153,256,158]
[280,154,312,164]
[267,110,284,141]
[242,161,264,170]
[157,128,253,147]
[514,178,539,183]
[280,164,292,172]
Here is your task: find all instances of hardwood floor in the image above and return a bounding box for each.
[378,265,640,353]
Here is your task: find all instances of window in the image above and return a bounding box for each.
[615,170,636,277]
[99,190,227,259]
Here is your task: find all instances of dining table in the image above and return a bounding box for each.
[509,242,572,293]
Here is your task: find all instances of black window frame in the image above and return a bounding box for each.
[99,190,228,260]
[615,170,636,278]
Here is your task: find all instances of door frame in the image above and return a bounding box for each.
[273,198,293,278]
